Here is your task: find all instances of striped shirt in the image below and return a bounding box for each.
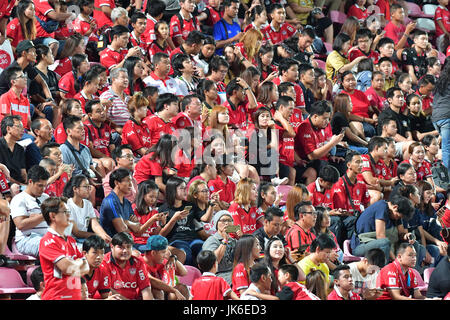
[100,86,130,127]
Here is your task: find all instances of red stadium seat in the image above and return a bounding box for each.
[405,2,434,18]
[0,267,36,295]
[423,267,435,285]
[178,265,202,287]
[329,10,347,25]
[411,268,427,294]
[343,240,361,262]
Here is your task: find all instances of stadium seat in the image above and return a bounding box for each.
[315,59,326,70]
[415,18,436,33]
[423,267,435,285]
[0,267,36,295]
[342,240,361,262]
[276,184,292,207]
[178,265,202,287]
[422,4,438,16]
[438,51,446,65]
[405,2,434,18]
[411,268,427,294]
[329,10,347,25]
[26,265,39,287]
[5,238,36,262]
[324,42,332,53]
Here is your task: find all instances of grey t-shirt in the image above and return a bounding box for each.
[202,232,236,285]
[431,84,450,123]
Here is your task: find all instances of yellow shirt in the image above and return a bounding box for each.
[383,77,395,92]
[288,0,313,25]
[326,50,349,83]
[297,255,330,286]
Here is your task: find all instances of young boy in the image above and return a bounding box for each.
[434,0,450,53]
[39,158,59,197]
[380,137,398,182]
[170,0,201,47]
[377,57,394,92]
[349,28,380,63]
[262,4,297,45]
[26,267,44,300]
[276,264,320,300]
[191,250,239,300]
[383,3,416,51]
[327,265,362,300]
[376,38,399,74]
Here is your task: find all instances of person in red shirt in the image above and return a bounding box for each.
[39,197,90,300]
[402,142,434,187]
[435,0,450,53]
[34,0,74,40]
[224,77,257,130]
[148,20,173,57]
[276,264,319,300]
[58,54,90,100]
[141,0,165,48]
[142,93,179,148]
[307,165,340,209]
[285,201,317,254]
[377,243,426,300]
[0,67,31,130]
[93,0,115,28]
[6,0,36,52]
[170,0,201,47]
[208,160,236,209]
[262,4,297,45]
[192,250,239,300]
[228,178,262,237]
[273,59,305,115]
[82,235,123,299]
[365,71,387,113]
[99,232,153,300]
[348,28,380,63]
[54,99,89,145]
[172,94,203,131]
[72,0,98,43]
[347,0,369,23]
[129,12,148,58]
[383,3,416,51]
[328,265,363,300]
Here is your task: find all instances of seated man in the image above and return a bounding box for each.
[253,207,287,254]
[10,165,50,257]
[240,262,277,300]
[327,265,362,300]
[377,243,426,300]
[285,201,317,256]
[40,142,73,198]
[307,165,340,209]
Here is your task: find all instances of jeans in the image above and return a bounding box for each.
[16,233,42,258]
[170,239,204,266]
[353,238,391,263]
[348,144,368,154]
[433,118,450,169]
[362,122,376,138]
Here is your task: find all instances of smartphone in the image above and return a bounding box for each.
[340,127,346,135]
[184,206,192,212]
[225,225,240,233]
[298,244,310,253]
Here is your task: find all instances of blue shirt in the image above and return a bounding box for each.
[100,191,134,238]
[351,200,397,250]
[213,18,241,56]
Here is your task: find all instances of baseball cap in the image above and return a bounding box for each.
[141,235,168,252]
[16,40,35,55]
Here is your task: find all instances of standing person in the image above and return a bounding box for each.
[10,165,50,257]
[100,232,153,300]
[432,60,450,170]
[202,210,239,285]
[231,234,261,297]
[213,0,242,56]
[169,0,200,47]
[39,197,90,300]
[377,243,426,300]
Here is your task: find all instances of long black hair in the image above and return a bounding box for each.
[72,53,88,93]
[165,176,186,207]
[148,134,178,169]
[135,180,159,215]
[63,174,89,198]
[123,56,146,95]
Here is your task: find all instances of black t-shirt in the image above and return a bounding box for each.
[401,47,428,80]
[407,112,435,136]
[377,107,411,138]
[0,61,39,95]
[253,226,287,254]
[0,137,26,183]
[426,257,450,298]
[299,81,315,114]
[331,112,349,136]
[29,68,59,99]
[158,201,203,242]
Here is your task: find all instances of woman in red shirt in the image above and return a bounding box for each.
[123,56,147,96]
[6,0,36,53]
[232,234,260,297]
[148,20,172,57]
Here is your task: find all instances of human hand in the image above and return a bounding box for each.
[126,47,141,58]
[405,21,417,34]
[173,289,186,300]
[235,225,243,238]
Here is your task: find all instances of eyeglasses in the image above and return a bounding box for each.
[218,218,233,223]
[12,124,24,129]
[302,211,318,216]
[14,74,27,80]
[198,189,210,193]
[58,210,71,215]
[120,154,134,159]
[78,185,92,189]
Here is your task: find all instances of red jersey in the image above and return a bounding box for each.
[328,288,362,300]
[262,22,297,45]
[169,13,200,41]
[142,113,177,147]
[224,99,247,130]
[361,154,385,178]
[228,203,263,235]
[208,176,236,204]
[99,46,128,71]
[133,152,164,184]
[283,282,321,300]
[44,172,68,197]
[374,0,390,21]
[54,57,72,78]
[384,22,406,45]
[295,118,331,161]
[379,159,398,180]
[0,0,14,19]
[141,16,157,46]
[39,228,84,300]
[6,18,26,49]
[331,174,370,215]
[0,87,31,129]
[73,91,98,114]
[435,6,450,37]
[72,16,99,42]
[273,77,305,110]
[143,258,176,287]
[349,48,380,63]
[34,0,56,38]
[402,159,432,181]
[148,41,172,57]
[365,86,386,112]
[121,118,152,156]
[58,72,78,99]
[290,108,304,133]
[172,112,201,131]
[204,6,221,26]
[231,262,250,297]
[174,148,196,178]
[55,23,75,40]
[342,89,371,118]
[93,0,115,28]
[285,223,316,252]
[83,267,111,299]
[348,4,369,21]
[191,273,232,300]
[275,121,295,167]
[377,259,418,300]
[83,118,112,157]
[131,206,159,245]
[307,179,333,209]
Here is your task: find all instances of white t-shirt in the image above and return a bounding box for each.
[240,283,261,300]
[66,198,96,233]
[348,261,379,294]
[10,191,50,242]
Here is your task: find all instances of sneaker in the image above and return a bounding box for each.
[271,177,288,186]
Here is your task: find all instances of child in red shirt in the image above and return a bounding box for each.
[191,250,239,300]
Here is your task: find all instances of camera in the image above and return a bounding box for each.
[311,7,322,16]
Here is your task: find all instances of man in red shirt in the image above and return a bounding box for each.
[141,0,165,48]
[100,232,153,300]
[143,93,179,147]
[416,75,435,117]
[377,243,426,300]
[172,94,202,132]
[307,165,340,209]
[285,201,317,254]
[34,0,74,39]
[223,77,257,130]
[331,150,370,247]
[94,0,115,28]
[0,67,31,130]
[262,4,297,45]
[348,28,380,63]
[39,197,90,300]
[170,0,201,47]
[273,59,305,114]
[435,0,450,53]
[328,265,363,300]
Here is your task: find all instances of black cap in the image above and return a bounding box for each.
[16,40,35,55]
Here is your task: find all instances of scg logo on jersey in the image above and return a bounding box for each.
[114,280,137,289]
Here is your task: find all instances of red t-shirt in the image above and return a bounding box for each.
[6,18,25,49]
[435,6,450,37]
[361,154,385,178]
[307,180,333,209]
[283,282,321,300]
[231,262,250,297]
[379,159,398,181]
[224,100,247,130]
[72,16,99,42]
[34,0,56,38]
[93,0,115,28]
[228,202,263,235]
[169,13,200,41]
[365,86,386,112]
[121,118,152,156]
[285,223,316,252]
[131,206,159,245]
[207,176,236,204]
[262,22,297,45]
[331,175,370,215]
[191,273,232,300]
[342,89,371,118]
[54,57,72,78]
[328,288,362,300]
[148,41,173,57]
[295,118,331,161]
[374,0,390,21]
[205,6,221,26]
[349,48,380,63]
[58,72,77,99]
[142,114,177,147]
[54,122,90,145]
[348,4,369,21]
[384,22,406,45]
[273,77,305,110]
[99,252,151,300]
[275,121,295,167]
[73,91,98,114]
[377,260,418,300]
[141,16,157,46]
[0,0,15,19]
[83,267,111,299]
[39,229,84,300]
[133,152,164,184]
[99,46,128,71]
[0,88,31,129]
[401,159,432,181]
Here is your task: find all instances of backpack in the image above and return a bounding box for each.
[35,15,59,33]
[176,13,198,32]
